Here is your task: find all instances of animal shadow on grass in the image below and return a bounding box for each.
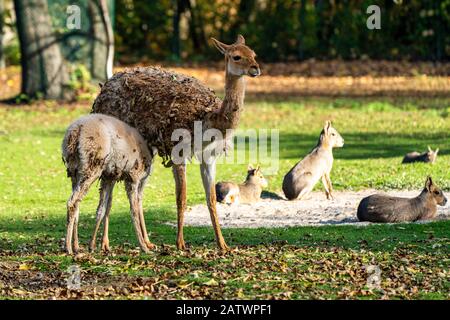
[279,132,448,160]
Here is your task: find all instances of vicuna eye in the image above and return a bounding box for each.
[233,56,241,61]
[434,190,440,195]
[331,133,336,136]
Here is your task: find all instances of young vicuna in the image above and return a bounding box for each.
[216,165,268,205]
[282,121,344,201]
[402,146,439,164]
[62,114,154,255]
[357,176,447,223]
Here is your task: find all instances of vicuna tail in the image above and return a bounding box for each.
[62,124,82,177]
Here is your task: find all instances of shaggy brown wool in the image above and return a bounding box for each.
[92,66,223,165]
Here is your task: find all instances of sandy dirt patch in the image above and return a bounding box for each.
[182,190,450,228]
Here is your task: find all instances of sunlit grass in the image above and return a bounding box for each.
[0,98,449,299]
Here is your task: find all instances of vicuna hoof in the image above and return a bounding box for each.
[101,242,110,253]
[146,241,157,250]
[176,240,186,250]
[218,242,230,253]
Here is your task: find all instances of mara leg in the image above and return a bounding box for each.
[89,179,114,252]
[66,172,100,254]
[325,173,334,200]
[137,175,155,250]
[125,180,150,253]
[321,175,332,200]
[200,160,228,251]
[297,186,313,201]
[172,164,187,250]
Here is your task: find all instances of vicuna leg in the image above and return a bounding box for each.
[137,176,155,250]
[89,179,115,252]
[125,180,150,253]
[101,193,113,252]
[66,173,100,254]
[200,160,228,251]
[100,181,115,252]
[172,164,187,250]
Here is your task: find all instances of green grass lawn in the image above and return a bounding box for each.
[0,98,449,299]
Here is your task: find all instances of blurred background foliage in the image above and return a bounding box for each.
[114,0,450,63]
[0,0,449,67]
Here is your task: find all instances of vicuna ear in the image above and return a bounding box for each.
[428,146,432,152]
[248,164,254,171]
[235,34,245,45]
[211,38,230,55]
[435,148,439,154]
[425,176,433,191]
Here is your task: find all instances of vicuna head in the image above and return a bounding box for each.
[246,165,268,188]
[424,176,447,206]
[320,121,344,148]
[426,146,439,164]
[211,35,260,78]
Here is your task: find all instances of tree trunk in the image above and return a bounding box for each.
[0,0,5,69]
[171,0,181,60]
[315,0,329,58]
[298,0,307,60]
[88,0,114,81]
[98,0,114,79]
[229,0,256,37]
[14,0,71,100]
[184,0,202,51]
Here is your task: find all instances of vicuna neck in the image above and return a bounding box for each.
[214,72,246,131]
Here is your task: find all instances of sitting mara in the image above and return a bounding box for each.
[216,165,268,205]
[402,146,439,164]
[282,121,344,200]
[357,176,447,223]
[62,114,155,255]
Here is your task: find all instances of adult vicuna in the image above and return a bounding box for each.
[92,35,260,251]
[62,114,155,255]
[282,121,344,201]
[357,176,447,222]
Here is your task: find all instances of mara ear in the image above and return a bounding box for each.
[211,38,230,55]
[425,176,433,191]
[247,164,254,171]
[435,148,439,154]
[235,34,245,45]
[428,146,432,152]
[324,121,331,133]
